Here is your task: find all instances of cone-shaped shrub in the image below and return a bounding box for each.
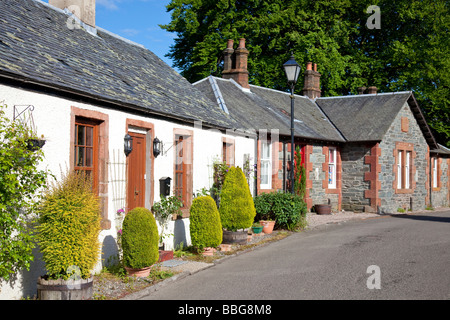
[37,171,101,280]
[219,167,256,231]
[122,207,159,269]
[190,196,222,250]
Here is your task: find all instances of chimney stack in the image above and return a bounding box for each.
[367,86,377,94]
[358,87,367,95]
[222,38,250,89]
[302,62,321,99]
[50,0,96,27]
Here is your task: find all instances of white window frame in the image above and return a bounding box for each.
[397,150,402,189]
[405,151,411,189]
[328,147,337,189]
[260,140,272,189]
[433,157,438,188]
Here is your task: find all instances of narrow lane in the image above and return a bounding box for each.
[141,210,450,300]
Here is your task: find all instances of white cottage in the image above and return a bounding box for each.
[0,0,255,299]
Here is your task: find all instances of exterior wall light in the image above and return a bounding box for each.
[153,137,161,158]
[124,133,133,156]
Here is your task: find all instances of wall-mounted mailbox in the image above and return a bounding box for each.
[159,177,172,197]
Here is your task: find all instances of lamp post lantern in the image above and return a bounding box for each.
[283,54,301,194]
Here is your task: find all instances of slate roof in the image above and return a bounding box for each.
[0,0,240,130]
[194,76,345,142]
[316,92,438,148]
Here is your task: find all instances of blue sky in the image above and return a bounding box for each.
[44,0,177,69]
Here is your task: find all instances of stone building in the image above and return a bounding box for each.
[195,39,449,214]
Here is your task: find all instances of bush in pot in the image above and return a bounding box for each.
[36,171,101,300]
[219,167,256,243]
[190,195,222,253]
[121,207,159,277]
[254,191,307,231]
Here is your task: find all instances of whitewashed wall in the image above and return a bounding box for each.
[0,83,256,299]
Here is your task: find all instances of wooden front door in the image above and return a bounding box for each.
[127,132,146,210]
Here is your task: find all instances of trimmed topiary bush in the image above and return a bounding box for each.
[219,166,256,231]
[37,171,101,280]
[190,196,222,250]
[121,207,159,269]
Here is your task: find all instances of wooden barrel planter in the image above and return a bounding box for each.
[37,276,93,300]
[222,229,248,244]
[315,204,331,215]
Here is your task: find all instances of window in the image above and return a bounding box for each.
[173,129,193,216]
[174,135,186,206]
[432,157,438,189]
[222,138,235,167]
[74,118,98,192]
[396,148,412,190]
[260,140,271,189]
[328,147,337,189]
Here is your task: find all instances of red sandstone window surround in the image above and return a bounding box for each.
[393,142,415,194]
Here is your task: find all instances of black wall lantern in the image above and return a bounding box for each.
[124,133,133,156]
[153,137,161,158]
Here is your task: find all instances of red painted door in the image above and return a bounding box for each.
[127,132,146,210]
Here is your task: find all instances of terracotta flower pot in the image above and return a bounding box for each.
[202,247,216,256]
[124,266,151,278]
[260,220,275,234]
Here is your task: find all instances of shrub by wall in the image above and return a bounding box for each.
[254,192,307,230]
[219,167,256,231]
[121,207,159,269]
[190,196,222,249]
[37,171,101,280]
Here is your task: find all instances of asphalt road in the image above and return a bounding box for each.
[141,210,450,300]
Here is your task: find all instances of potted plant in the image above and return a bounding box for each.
[121,207,159,277]
[36,171,101,300]
[253,192,276,234]
[219,167,256,244]
[152,195,183,262]
[189,195,222,256]
[251,222,263,234]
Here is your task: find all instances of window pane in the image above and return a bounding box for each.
[397,151,402,189]
[261,161,269,185]
[77,147,84,167]
[405,152,411,189]
[77,125,85,145]
[329,148,335,164]
[86,126,93,146]
[85,147,93,167]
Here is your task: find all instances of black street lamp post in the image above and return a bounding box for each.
[283,54,301,194]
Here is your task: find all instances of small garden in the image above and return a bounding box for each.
[1,106,309,300]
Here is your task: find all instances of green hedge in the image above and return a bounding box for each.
[122,207,159,269]
[219,167,256,231]
[254,192,307,230]
[37,171,101,280]
[190,196,222,249]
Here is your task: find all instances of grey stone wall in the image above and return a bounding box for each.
[308,143,340,211]
[341,143,371,212]
[378,102,429,213]
[431,157,449,207]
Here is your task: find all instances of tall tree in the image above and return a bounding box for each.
[161,0,449,146]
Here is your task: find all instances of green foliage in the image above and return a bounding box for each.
[294,146,306,199]
[36,171,101,280]
[0,104,49,281]
[121,207,159,269]
[219,166,256,231]
[162,0,450,147]
[211,158,229,206]
[189,196,223,249]
[254,192,307,231]
[152,195,183,244]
